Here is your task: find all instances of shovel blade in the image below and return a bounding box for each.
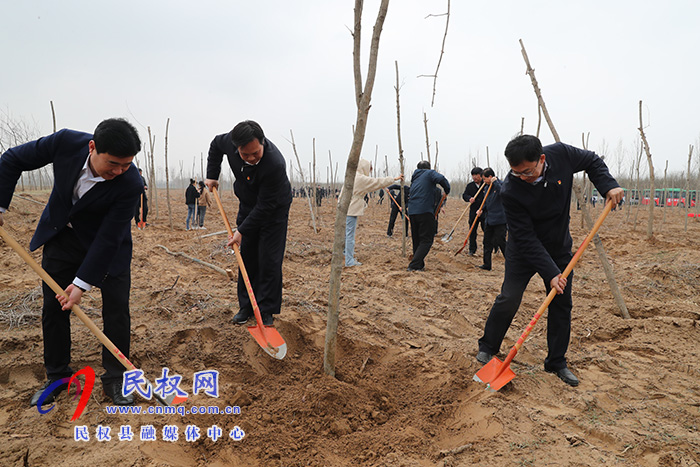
[248,324,287,360]
[441,233,453,243]
[473,357,516,391]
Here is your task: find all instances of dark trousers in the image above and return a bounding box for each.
[41,228,131,384]
[237,218,289,316]
[408,213,435,270]
[478,253,573,371]
[482,223,507,269]
[196,205,207,227]
[134,194,148,223]
[468,209,484,254]
[387,204,408,236]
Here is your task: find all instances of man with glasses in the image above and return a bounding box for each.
[476,135,624,387]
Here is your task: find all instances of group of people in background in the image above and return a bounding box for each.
[184,178,212,230]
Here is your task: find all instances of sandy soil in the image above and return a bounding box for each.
[1,190,699,467]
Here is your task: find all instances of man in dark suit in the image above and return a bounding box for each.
[205,120,292,327]
[462,167,485,256]
[0,118,142,406]
[476,135,624,387]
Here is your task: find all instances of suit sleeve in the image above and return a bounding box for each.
[0,131,65,209]
[206,134,227,180]
[565,144,620,197]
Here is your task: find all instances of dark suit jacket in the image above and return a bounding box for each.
[206,134,292,236]
[0,129,142,286]
[501,142,619,283]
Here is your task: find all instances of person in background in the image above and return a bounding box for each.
[462,167,485,256]
[406,161,450,271]
[185,178,199,231]
[341,159,402,267]
[134,168,148,226]
[196,180,211,229]
[386,184,409,238]
[476,168,506,271]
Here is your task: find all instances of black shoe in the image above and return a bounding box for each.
[103,380,135,405]
[406,267,424,272]
[477,265,491,271]
[476,351,493,364]
[546,367,579,387]
[261,314,274,326]
[30,379,68,407]
[468,252,476,256]
[232,309,252,325]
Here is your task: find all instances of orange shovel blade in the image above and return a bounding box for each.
[473,357,516,391]
[247,324,287,360]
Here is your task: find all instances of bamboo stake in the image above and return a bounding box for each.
[519,39,630,320]
[395,60,407,257]
[638,100,655,239]
[164,118,173,230]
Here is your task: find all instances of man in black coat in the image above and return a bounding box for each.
[476,135,624,387]
[461,167,485,255]
[386,184,409,237]
[0,118,142,406]
[206,121,292,327]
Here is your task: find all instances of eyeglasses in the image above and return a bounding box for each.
[510,159,542,178]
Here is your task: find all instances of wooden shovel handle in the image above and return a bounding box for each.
[0,226,137,372]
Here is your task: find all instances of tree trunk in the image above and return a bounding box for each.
[685,145,693,231]
[164,118,173,230]
[325,0,390,377]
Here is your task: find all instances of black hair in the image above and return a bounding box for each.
[504,135,542,166]
[471,167,483,176]
[231,120,265,148]
[93,118,141,158]
[417,160,431,170]
[483,167,495,178]
[198,181,205,189]
[190,178,196,184]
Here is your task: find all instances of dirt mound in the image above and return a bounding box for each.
[1,192,699,466]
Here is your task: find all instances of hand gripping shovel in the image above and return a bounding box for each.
[455,181,494,255]
[442,183,485,243]
[137,194,146,229]
[473,199,614,391]
[0,225,180,406]
[211,187,287,360]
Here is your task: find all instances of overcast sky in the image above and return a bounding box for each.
[2,0,699,183]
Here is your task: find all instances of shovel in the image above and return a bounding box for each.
[455,181,494,256]
[211,187,287,360]
[385,188,410,232]
[0,225,180,406]
[473,199,614,391]
[137,194,146,229]
[442,183,485,243]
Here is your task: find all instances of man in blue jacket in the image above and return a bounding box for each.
[406,161,450,271]
[476,167,506,271]
[206,120,292,327]
[476,135,624,387]
[0,118,142,406]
